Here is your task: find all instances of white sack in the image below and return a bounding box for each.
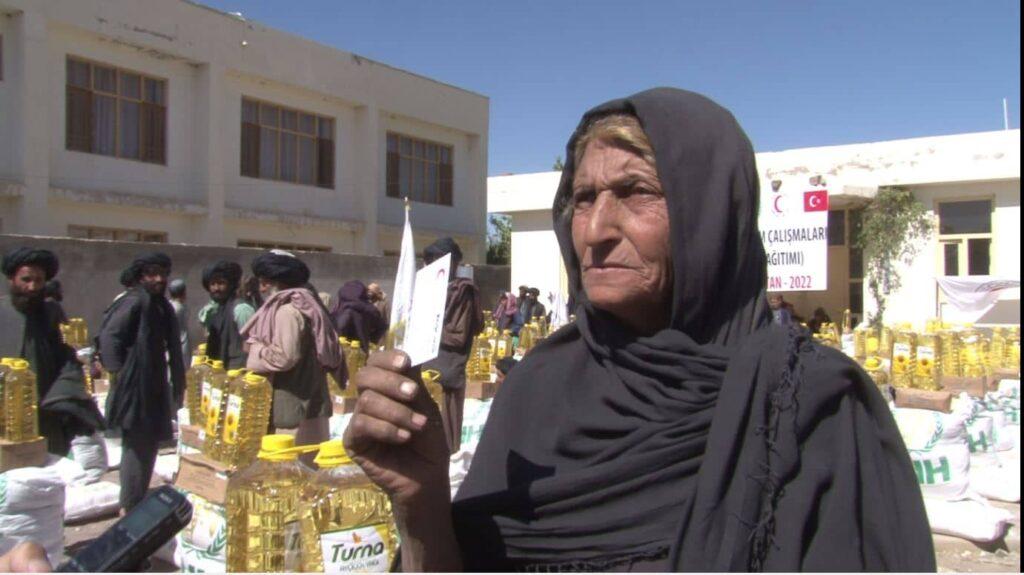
[923,496,1012,543]
[64,481,120,523]
[69,433,109,483]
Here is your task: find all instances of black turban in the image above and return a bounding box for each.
[2,247,60,280]
[126,252,172,281]
[423,237,463,265]
[251,251,310,288]
[202,261,243,291]
[119,267,137,287]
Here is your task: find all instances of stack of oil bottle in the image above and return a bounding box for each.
[808,310,1020,393]
[183,354,273,470]
[466,313,551,384]
[0,358,40,443]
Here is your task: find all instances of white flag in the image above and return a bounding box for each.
[389,200,416,349]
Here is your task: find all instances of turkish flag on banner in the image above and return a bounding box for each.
[803,190,829,212]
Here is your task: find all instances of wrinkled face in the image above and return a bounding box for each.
[258,277,281,299]
[208,278,232,304]
[8,265,46,310]
[139,265,169,296]
[571,140,672,334]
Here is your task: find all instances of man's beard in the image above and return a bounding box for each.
[10,288,43,313]
[210,291,232,305]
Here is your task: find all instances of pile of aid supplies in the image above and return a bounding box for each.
[811,311,1020,544]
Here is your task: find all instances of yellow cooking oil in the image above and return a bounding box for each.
[879,326,894,359]
[474,335,493,382]
[185,356,211,426]
[465,335,481,383]
[421,369,444,407]
[0,358,39,442]
[1005,327,1020,370]
[0,360,9,438]
[219,371,273,470]
[197,358,225,430]
[853,324,872,362]
[299,440,398,573]
[201,361,230,460]
[913,334,942,391]
[195,343,207,356]
[862,356,889,389]
[961,331,986,378]
[990,327,1006,371]
[518,323,535,355]
[890,331,916,389]
[496,330,514,359]
[226,435,311,573]
[940,330,962,377]
[59,318,90,350]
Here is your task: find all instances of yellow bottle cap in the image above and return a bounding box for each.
[227,369,246,378]
[193,354,208,363]
[350,340,361,348]
[340,337,349,345]
[210,360,225,370]
[313,440,353,468]
[864,357,881,369]
[0,357,14,366]
[197,344,207,353]
[243,373,267,384]
[8,359,30,370]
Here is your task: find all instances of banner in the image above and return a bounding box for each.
[759,178,829,291]
[389,200,416,349]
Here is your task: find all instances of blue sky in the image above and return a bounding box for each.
[202,0,1020,177]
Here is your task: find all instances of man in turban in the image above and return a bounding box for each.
[241,251,345,455]
[98,252,184,512]
[421,237,484,453]
[0,247,103,456]
[198,261,254,369]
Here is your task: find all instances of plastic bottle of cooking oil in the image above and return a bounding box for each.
[465,336,480,382]
[518,323,535,355]
[879,326,894,359]
[961,331,986,378]
[537,314,549,338]
[1005,327,1020,370]
[989,327,1006,371]
[219,371,272,470]
[940,330,962,377]
[201,361,230,459]
[853,324,871,362]
[226,435,311,573]
[348,341,366,377]
[299,440,398,573]
[862,357,889,389]
[840,310,856,358]
[195,343,207,356]
[185,355,211,426]
[496,330,513,359]
[890,330,916,389]
[0,360,10,439]
[1,358,39,442]
[913,333,942,391]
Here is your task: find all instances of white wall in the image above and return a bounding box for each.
[509,210,565,299]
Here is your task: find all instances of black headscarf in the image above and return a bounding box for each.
[451,88,933,571]
[202,260,243,292]
[125,252,172,282]
[423,237,463,266]
[329,281,386,351]
[2,247,60,280]
[251,251,310,288]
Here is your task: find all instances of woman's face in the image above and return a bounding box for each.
[571,139,672,334]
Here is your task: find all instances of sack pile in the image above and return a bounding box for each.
[0,466,66,565]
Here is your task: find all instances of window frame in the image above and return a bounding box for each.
[64,55,167,165]
[236,239,331,253]
[385,132,454,206]
[935,198,995,277]
[239,96,335,189]
[67,224,168,243]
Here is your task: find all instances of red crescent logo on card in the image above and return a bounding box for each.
[804,190,829,212]
[772,195,784,214]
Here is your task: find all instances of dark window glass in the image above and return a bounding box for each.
[849,281,863,315]
[849,247,864,280]
[968,238,991,276]
[943,242,960,276]
[827,210,846,246]
[939,201,992,235]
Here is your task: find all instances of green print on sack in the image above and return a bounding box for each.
[912,456,951,485]
[967,428,995,453]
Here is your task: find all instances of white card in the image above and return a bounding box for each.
[403,253,452,366]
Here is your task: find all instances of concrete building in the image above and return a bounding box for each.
[488,129,1020,326]
[0,0,488,261]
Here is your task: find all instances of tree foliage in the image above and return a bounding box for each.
[553,156,565,171]
[486,214,511,265]
[854,186,933,328]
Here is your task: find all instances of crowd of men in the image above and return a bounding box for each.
[1,236,482,512]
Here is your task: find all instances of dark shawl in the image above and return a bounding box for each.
[330,281,386,351]
[0,296,104,456]
[98,287,185,441]
[451,88,933,571]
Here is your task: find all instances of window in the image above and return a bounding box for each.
[68,225,167,243]
[827,210,846,246]
[240,98,334,188]
[237,240,331,253]
[386,133,453,206]
[65,57,166,164]
[937,200,992,276]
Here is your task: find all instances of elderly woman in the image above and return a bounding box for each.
[344,89,933,571]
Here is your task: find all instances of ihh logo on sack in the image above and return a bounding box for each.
[321,525,391,573]
[912,457,951,485]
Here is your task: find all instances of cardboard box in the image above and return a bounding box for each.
[0,437,48,473]
[179,424,204,452]
[893,388,953,413]
[175,453,234,506]
[332,395,358,415]
[466,380,499,400]
[941,375,988,398]
[989,368,1020,387]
